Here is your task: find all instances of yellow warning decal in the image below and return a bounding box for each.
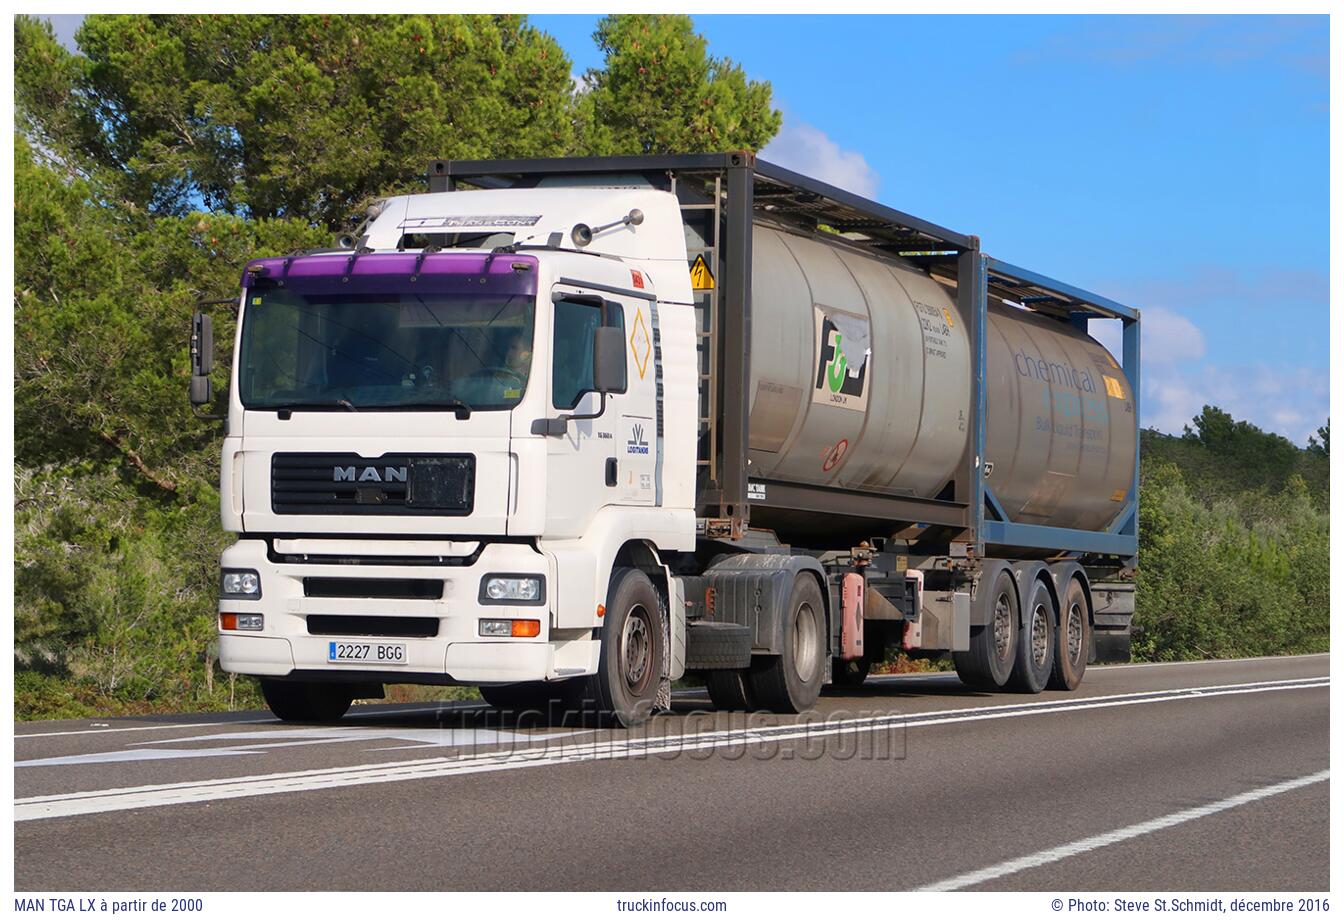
[942,307,955,329]
[1103,375,1125,399]
[630,308,652,380]
[1110,489,1126,502]
[690,254,715,291]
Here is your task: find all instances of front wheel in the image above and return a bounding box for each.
[260,679,353,723]
[588,567,665,727]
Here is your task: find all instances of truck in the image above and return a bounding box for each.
[192,152,1140,726]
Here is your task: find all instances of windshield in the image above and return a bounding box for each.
[238,287,535,411]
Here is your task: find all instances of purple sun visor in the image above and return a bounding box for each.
[240,252,539,298]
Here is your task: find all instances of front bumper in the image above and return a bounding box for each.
[217,539,595,684]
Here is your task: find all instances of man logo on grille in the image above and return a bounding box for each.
[333,466,408,483]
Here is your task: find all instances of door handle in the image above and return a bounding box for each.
[605,458,618,487]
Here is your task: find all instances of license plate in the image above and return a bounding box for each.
[327,641,407,665]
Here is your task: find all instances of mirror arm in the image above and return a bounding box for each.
[531,392,609,437]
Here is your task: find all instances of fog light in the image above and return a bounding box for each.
[479,619,511,637]
[480,574,544,604]
[220,613,263,631]
[221,569,261,598]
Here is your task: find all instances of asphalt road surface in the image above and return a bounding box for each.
[14,654,1329,892]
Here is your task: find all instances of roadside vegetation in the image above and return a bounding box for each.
[12,15,1327,720]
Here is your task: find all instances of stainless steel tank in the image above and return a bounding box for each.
[746,224,1136,534]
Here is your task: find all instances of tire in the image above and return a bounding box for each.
[747,574,827,713]
[706,669,755,711]
[260,679,353,723]
[831,657,871,688]
[479,679,584,715]
[588,567,665,727]
[1008,578,1056,693]
[953,570,1018,690]
[1048,577,1090,690]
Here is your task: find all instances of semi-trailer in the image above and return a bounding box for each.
[195,152,1140,726]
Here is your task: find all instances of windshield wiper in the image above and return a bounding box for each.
[337,399,358,412]
[400,399,473,420]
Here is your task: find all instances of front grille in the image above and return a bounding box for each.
[271,453,474,515]
[306,615,440,638]
[303,577,443,600]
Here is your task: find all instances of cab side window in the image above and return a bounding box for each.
[552,298,625,409]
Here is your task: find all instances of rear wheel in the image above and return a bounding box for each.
[1048,577,1090,690]
[1008,579,1056,693]
[588,567,665,727]
[953,570,1018,690]
[705,669,755,711]
[831,657,871,688]
[260,679,353,723]
[748,574,827,713]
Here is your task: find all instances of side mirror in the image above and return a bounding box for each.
[190,312,214,406]
[592,326,627,394]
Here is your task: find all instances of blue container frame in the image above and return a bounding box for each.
[973,256,1140,562]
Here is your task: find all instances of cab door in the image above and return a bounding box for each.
[541,288,621,536]
[612,293,658,506]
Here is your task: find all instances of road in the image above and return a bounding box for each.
[13,654,1330,892]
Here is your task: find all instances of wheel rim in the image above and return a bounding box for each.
[1067,602,1084,665]
[792,602,819,682]
[992,593,1013,661]
[1030,603,1049,668]
[621,605,653,693]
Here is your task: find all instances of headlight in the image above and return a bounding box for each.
[220,569,262,598]
[479,574,545,605]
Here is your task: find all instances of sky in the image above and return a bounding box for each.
[40,14,1330,443]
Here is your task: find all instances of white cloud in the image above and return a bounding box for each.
[761,119,880,199]
[1091,306,1205,367]
[1089,307,1321,443]
[1142,362,1327,445]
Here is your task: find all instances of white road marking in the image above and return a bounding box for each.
[1096,652,1329,670]
[13,700,487,739]
[917,769,1331,891]
[15,676,1327,821]
[14,655,1326,740]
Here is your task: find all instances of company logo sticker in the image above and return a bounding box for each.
[626,423,650,456]
[812,306,871,412]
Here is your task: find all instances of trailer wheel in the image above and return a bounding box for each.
[589,567,665,727]
[260,679,353,723]
[706,670,755,711]
[1048,577,1089,690]
[953,570,1018,690]
[748,574,826,713]
[1008,579,1056,693]
[831,657,871,688]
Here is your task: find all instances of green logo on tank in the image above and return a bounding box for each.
[825,333,849,393]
